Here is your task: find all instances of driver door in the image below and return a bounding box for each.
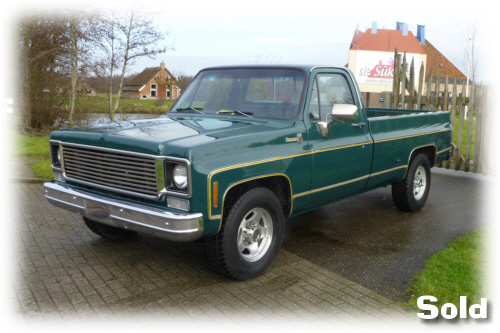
[306,71,373,207]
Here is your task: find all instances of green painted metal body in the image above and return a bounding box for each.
[49,65,452,239]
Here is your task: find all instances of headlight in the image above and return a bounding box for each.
[50,143,62,169]
[172,164,188,189]
[163,159,190,196]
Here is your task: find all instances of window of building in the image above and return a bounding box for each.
[142,95,147,99]
[151,84,157,97]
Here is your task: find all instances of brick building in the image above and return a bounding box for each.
[347,23,466,107]
[122,62,181,100]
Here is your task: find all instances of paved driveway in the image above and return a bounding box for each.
[12,182,413,325]
[283,168,490,301]
[10,167,489,324]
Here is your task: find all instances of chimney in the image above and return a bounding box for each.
[396,22,408,36]
[403,23,408,36]
[417,25,425,45]
[372,22,377,34]
[160,61,165,70]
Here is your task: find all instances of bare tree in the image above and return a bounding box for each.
[462,20,480,85]
[90,12,123,115]
[68,17,78,127]
[242,51,283,64]
[93,8,171,122]
[65,9,98,127]
[173,71,194,91]
[19,13,70,129]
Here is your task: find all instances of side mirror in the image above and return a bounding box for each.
[331,104,358,123]
[317,104,359,138]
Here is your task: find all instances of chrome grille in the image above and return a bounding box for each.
[62,145,158,198]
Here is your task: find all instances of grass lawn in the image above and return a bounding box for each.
[14,94,177,178]
[70,94,176,114]
[403,227,487,312]
[452,115,476,160]
[13,133,52,179]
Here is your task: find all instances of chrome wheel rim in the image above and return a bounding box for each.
[413,166,427,200]
[237,208,273,262]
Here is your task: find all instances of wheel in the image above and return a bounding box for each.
[392,153,431,212]
[83,217,136,240]
[204,187,285,280]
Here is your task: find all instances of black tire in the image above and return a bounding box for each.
[83,217,136,240]
[392,153,431,212]
[204,187,285,280]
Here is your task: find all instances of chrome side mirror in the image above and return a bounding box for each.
[331,104,358,123]
[317,104,358,138]
[317,120,330,137]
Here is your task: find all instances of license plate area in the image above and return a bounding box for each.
[84,200,110,221]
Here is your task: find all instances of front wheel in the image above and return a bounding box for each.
[204,187,285,280]
[392,153,431,212]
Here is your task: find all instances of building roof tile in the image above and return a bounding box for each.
[421,40,467,80]
[125,67,161,86]
[350,28,426,54]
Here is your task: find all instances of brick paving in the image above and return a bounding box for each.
[10,182,419,325]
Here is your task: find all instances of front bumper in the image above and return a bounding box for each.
[43,181,204,242]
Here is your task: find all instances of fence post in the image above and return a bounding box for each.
[434,70,440,110]
[450,82,458,168]
[464,83,475,172]
[379,91,392,108]
[455,85,466,171]
[426,69,433,110]
[416,62,424,110]
[443,76,450,168]
[473,86,484,173]
[409,58,415,109]
[400,53,407,108]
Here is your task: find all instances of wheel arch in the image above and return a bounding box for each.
[408,144,437,167]
[220,174,293,227]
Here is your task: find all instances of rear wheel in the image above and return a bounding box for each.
[204,187,285,280]
[83,217,136,240]
[392,153,431,212]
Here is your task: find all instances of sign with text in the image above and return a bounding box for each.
[355,51,421,86]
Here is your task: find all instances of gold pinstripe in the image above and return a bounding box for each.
[208,128,452,220]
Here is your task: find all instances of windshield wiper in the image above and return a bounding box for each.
[175,107,205,114]
[216,110,253,118]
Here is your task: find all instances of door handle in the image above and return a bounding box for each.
[352,123,366,128]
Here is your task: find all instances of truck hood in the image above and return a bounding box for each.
[50,115,295,157]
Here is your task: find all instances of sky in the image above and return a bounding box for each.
[1,0,494,82]
[130,0,492,81]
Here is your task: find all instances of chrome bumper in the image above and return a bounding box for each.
[43,181,204,242]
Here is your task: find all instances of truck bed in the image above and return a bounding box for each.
[364,108,452,191]
[366,107,437,118]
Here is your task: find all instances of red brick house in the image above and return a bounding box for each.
[122,62,181,100]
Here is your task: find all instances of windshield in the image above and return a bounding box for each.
[170,68,306,120]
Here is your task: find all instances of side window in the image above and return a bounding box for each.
[308,79,320,120]
[309,73,355,121]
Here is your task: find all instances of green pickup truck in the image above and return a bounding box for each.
[44,65,452,280]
